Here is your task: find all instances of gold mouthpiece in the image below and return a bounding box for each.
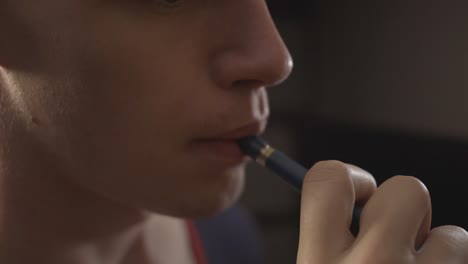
[256,144,275,166]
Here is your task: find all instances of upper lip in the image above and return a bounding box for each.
[203,121,267,140]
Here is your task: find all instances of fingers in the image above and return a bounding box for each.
[297,161,466,264]
[356,176,432,253]
[417,225,468,263]
[297,160,376,262]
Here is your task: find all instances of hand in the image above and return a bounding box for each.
[297,160,468,263]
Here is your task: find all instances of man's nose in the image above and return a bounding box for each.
[210,1,294,90]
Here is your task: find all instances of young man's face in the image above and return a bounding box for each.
[1,0,292,217]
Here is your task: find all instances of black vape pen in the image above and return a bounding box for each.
[237,136,361,235]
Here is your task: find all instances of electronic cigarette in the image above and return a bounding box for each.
[237,135,361,234]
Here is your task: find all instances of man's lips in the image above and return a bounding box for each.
[202,122,266,140]
[192,139,247,164]
[191,121,266,165]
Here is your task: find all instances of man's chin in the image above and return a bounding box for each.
[138,165,247,218]
[168,181,245,219]
[184,188,245,219]
[152,199,237,220]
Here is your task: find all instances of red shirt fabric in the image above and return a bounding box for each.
[186,220,208,264]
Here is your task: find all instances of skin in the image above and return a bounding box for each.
[0,0,467,264]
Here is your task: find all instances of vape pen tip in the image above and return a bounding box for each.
[237,136,268,159]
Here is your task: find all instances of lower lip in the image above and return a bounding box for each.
[191,139,248,165]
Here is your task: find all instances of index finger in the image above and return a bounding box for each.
[297,160,376,262]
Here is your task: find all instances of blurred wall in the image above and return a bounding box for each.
[272,0,468,140]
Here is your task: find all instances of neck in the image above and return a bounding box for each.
[0,126,191,264]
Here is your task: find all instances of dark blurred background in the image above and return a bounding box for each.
[238,1,468,263]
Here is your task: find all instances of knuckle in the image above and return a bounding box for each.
[389,175,426,190]
[384,175,430,207]
[305,160,353,191]
[431,225,468,251]
[349,250,410,264]
[306,160,350,182]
